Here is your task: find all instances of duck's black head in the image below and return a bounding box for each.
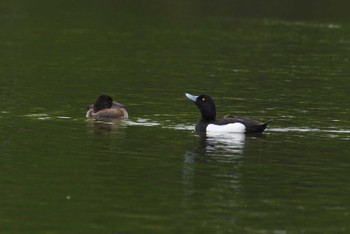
[185,93,216,121]
[93,95,113,112]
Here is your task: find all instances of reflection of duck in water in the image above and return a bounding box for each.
[201,132,246,155]
[187,132,246,159]
[185,93,271,134]
[86,119,127,136]
[86,95,128,120]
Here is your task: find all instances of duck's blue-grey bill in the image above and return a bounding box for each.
[185,93,198,102]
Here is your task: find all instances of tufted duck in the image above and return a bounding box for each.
[86,95,128,120]
[185,93,270,133]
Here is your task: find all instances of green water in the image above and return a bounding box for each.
[1,1,350,233]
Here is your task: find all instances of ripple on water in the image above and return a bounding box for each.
[162,124,194,131]
[269,127,350,134]
[268,127,350,141]
[22,113,350,140]
[125,118,160,127]
[25,113,51,120]
[268,127,321,132]
[25,113,73,120]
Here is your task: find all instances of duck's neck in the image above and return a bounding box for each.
[195,116,215,132]
[200,116,215,123]
[201,110,216,121]
[199,104,216,121]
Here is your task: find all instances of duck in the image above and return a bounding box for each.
[185,93,271,133]
[86,94,128,120]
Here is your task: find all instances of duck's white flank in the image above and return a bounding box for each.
[207,123,246,133]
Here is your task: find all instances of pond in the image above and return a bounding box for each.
[1,1,350,233]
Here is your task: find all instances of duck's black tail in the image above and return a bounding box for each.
[259,120,273,133]
[249,120,273,133]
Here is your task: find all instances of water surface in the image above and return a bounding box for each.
[1,1,350,233]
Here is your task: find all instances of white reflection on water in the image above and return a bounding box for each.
[204,132,246,155]
[181,132,247,212]
[184,132,246,165]
[168,125,253,155]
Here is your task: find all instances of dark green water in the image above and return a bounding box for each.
[1,1,350,233]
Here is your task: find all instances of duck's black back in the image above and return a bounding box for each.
[215,116,270,133]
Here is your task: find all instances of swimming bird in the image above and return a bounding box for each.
[185,93,270,133]
[86,95,128,120]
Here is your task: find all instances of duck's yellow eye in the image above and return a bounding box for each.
[202,97,205,101]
